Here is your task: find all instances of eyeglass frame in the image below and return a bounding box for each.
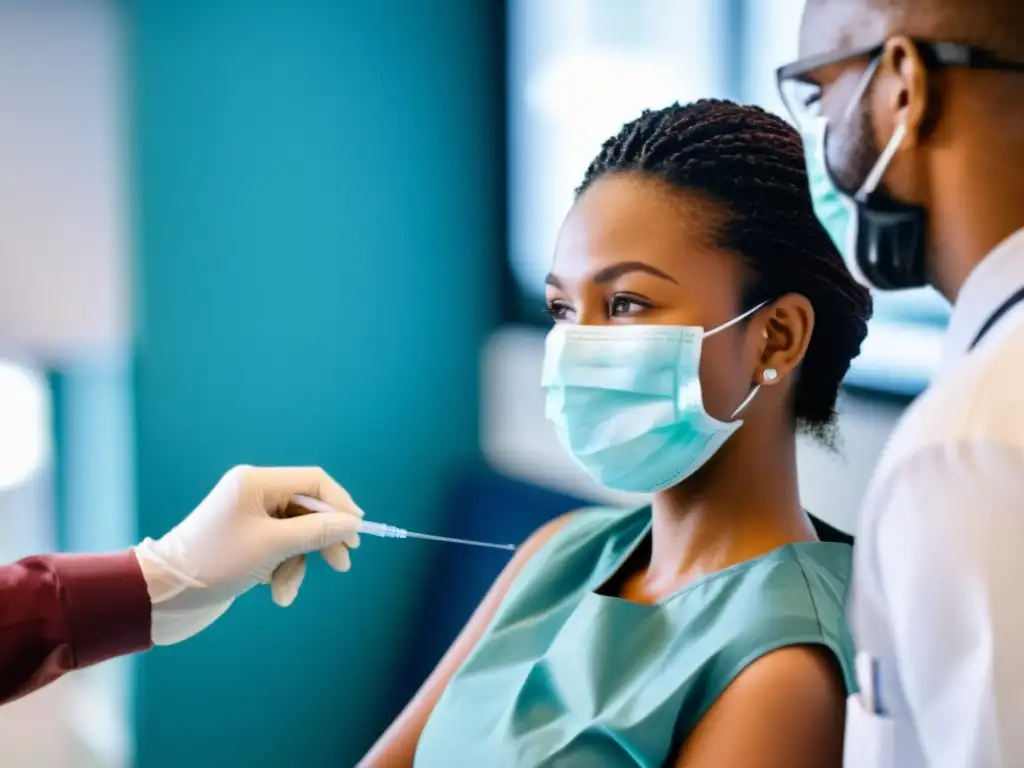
[775,39,1024,128]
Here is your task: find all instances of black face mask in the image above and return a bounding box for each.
[840,161,929,291]
[778,39,1024,292]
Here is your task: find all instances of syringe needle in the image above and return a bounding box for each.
[287,495,516,551]
[402,531,516,551]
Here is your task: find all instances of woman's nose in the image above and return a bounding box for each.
[575,303,610,326]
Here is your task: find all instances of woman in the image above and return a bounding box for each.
[362,100,872,767]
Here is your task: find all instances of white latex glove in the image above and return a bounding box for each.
[133,465,363,645]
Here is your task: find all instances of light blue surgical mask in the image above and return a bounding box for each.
[541,303,767,494]
[803,117,857,267]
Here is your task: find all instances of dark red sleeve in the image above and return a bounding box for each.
[0,551,153,705]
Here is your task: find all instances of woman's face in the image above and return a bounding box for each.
[545,172,765,422]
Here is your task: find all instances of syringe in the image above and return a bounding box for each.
[288,495,516,552]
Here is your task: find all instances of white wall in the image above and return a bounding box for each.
[0,0,129,363]
[482,327,904,533]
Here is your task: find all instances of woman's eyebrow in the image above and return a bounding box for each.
[545,261,679,289]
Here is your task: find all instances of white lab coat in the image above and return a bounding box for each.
[844,228,1024,767]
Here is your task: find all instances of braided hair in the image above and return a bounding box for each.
[579,99,873,444]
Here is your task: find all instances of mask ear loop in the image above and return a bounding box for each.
[703,301,774,420]
[730,383,761,419]
[703,299,770,339]
[856,121,906,201]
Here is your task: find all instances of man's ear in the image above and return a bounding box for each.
[877,35,931,149]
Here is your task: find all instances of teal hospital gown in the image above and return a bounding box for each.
[415,506,856,767]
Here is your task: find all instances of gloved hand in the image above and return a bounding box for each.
[133,465,363,645]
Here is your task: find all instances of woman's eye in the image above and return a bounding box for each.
[545,301,573,322]
[610,296,647,316]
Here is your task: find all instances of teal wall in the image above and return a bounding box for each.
[127,1,501,764]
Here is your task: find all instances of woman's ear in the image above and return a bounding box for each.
[753,294,814,387]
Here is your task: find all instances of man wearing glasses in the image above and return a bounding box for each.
[776,1,1024,765]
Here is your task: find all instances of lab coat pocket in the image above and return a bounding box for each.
[844,693,896,767]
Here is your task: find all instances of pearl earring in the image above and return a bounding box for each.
[762,368,778,383]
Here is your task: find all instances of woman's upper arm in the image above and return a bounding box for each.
[357,513,576,768]
[672,645,847,768]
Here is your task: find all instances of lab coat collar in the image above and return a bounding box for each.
[942,227,1024,367]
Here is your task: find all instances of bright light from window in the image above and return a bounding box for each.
[525,50,681,126]
[509,0,725,294]
[0,361,50,490]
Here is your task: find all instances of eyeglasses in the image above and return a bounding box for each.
[776,40,1024,133]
